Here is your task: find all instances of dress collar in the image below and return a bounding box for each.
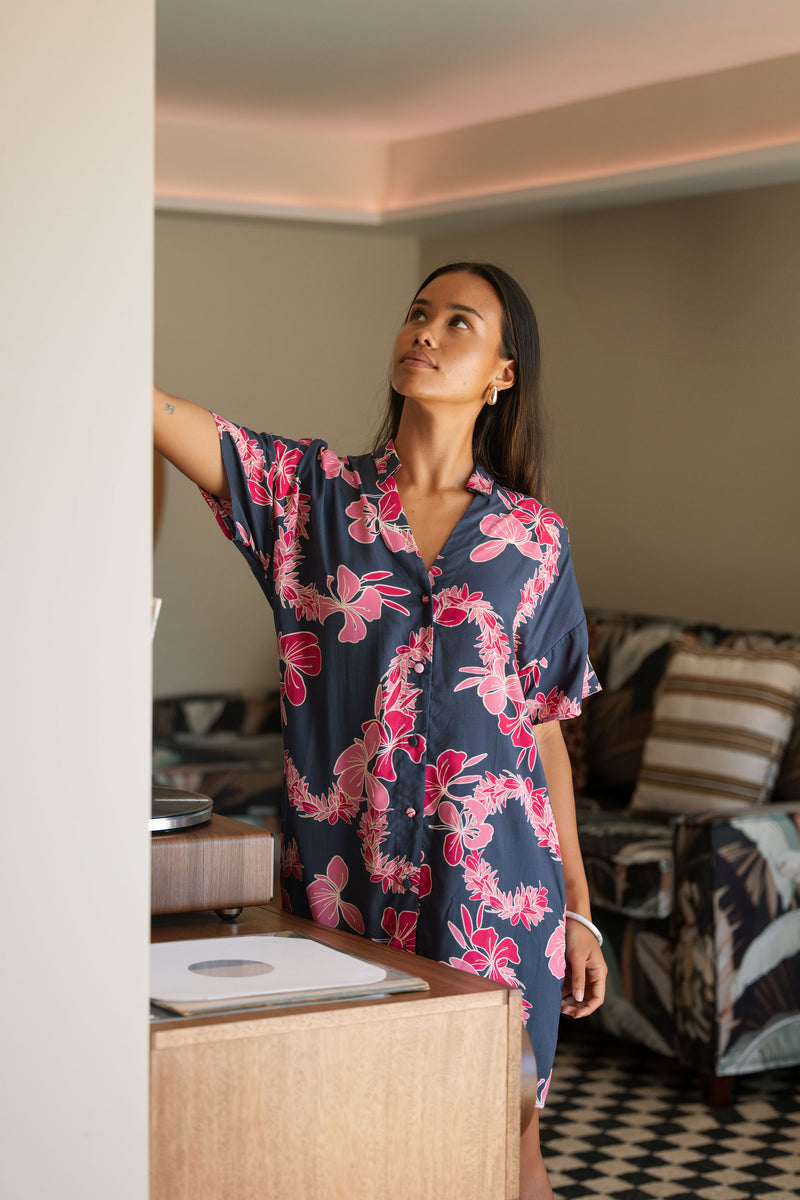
[373,440,495,496]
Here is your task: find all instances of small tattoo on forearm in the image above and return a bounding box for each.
[165,402,175,414]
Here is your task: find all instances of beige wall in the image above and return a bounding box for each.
[154,181,800,704]
[2,3,152,1196]
[422,181,800,633]
[153,214,420,695]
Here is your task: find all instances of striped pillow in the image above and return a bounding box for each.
[628,639,800,816]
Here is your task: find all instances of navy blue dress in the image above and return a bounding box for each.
[202,417,600,1105]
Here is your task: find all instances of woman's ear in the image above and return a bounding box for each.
[496,359,516,392]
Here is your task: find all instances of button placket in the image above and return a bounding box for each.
[399,581,433,864]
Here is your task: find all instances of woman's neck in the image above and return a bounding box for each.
[393,403,477,494]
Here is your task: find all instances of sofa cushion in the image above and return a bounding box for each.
[578,812,674,918]
[582,613,684,803]
[774,718,800,801]
[724,633,800,803]
[629,639,800,817]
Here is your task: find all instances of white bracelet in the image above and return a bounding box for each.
[565,910,603,947]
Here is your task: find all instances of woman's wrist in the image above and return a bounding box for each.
[565,910,603,947]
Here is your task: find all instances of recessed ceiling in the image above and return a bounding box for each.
[155,0,800,225]
[157,0,800,138]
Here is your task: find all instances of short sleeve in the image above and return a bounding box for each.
[515,525,601,724]
[199,414,325,606]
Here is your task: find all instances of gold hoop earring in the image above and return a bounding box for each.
[487,386,498,406]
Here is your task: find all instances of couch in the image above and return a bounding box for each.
[568,609,800,1104]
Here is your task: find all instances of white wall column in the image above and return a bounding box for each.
[0,3,153,1197]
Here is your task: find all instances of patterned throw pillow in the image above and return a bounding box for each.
[628,639,800,816]
[723,633,800,804]
[583,613,684,802]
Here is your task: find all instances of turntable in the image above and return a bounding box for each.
[151,785,274,920]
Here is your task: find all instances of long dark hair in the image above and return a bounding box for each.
[373,262,546,498]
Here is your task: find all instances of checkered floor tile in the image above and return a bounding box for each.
[539,1023,800,1200]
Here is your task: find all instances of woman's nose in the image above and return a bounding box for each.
[414,322,436,346]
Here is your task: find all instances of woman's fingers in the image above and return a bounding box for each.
[561,924,607,1018]
[562,961,606,1016]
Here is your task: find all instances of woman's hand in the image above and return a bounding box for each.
[560,918,607,1018]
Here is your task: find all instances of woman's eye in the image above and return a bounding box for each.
[408,307,426,323]
[450,315,470,329]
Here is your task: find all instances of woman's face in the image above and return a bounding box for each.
[391,271,515,410]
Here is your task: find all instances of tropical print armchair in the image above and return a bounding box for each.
[673,806,800,1089]
[567,610,800,1103]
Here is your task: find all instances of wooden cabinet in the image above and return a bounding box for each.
[151,907,521,1199]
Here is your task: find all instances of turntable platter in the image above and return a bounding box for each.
[151,785,213,833]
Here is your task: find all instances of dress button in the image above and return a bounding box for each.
[421,595,430,605]
[408,735,418,747]
[405,807,416,818]
[413,662,425,674]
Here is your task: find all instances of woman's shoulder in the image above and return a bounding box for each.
[492,482,568,541]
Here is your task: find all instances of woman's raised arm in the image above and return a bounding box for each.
[153,386,229,499]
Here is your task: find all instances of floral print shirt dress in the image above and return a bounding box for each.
[202,418,600,1105]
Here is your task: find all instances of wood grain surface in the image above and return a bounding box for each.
[150,815,273,914]
[150,907,521,1199]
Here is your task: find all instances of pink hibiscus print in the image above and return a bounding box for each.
[463,852,552,930]
[267,440,303,501]
[424,749,486,815]
[436,796,494,867]
[523,786,561,858]
[466,467,493,496]
[280,837,303,882]
[345,496,379,544]
[373,708,426,781]
[307,855,365,934]
[448,904,521,987]
[381,908,417,952]
[500,492,543,524]
[470,514,545,562]
[498,698,538,770]
[333,720,390,811]
[499,492,562,547]
[375,480,415,553]
[277,631,321,706]
[546,919,566,979]
[322,565,409,643]
[529,687,581,722]
[318,447,361,488]
[455,658,517,716]
[518,655,548,692]
[433,584,485,627]
[228,426,266,483]
[410,861,432,898]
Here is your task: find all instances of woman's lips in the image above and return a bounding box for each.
[401,351,436,367]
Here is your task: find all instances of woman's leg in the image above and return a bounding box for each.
[519,1108,554,1200]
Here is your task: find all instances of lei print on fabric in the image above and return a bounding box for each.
[201,416,601,1108]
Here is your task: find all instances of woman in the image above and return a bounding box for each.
[154,262,606,1199]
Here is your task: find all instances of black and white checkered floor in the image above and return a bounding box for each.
[539,1024,800,1200]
